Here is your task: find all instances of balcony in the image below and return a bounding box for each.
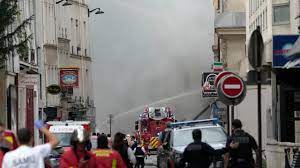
[215,12,246,29]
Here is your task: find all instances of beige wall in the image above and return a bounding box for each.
[223,0,245,12]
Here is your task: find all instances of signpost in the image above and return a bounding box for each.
[215,73,246,135]
[248,26,264,168]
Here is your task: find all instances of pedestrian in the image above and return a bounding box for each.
[93,134,126,168]
[1,120,59,168]
[181,129,231,168]
[0,123,18,150]
[133,141,147,168]
[59,129,96,168]
[224,119,259,168]
[130,136,138,151]
[113,132,136,168]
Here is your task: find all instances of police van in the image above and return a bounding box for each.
[157,118,227,168]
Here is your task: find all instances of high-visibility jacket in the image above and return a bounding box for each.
[3,130,18,150]
[59,148,96,168]
[93,149,126,168]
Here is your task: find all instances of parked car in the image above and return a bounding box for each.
[157,118,227,168]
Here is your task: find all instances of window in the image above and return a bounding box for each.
[72,46,74,54]
[76,19,78,27]
[273,4,290,24]
[65,28,67,38]
[85,49,87,56]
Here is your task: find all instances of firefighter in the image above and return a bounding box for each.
[224,119,259,168]
[59,129,96,168]
[93,134,126,168]
[0,123,17,150]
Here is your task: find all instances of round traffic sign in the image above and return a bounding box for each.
[214,71,234,88]
[221,75,244,98]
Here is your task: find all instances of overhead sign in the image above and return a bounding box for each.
[221,75,244,98]
[60,68,79,88]
[202,72,218,97]
[47,84,61,95]
[273,35,300,68]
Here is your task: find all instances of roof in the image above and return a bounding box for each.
[173,124,221,131]
[214,12,246,28]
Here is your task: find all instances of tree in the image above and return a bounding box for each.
[0,0,33,64]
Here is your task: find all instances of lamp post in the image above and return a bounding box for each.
[56,0,72,6]
[88,8,104,17]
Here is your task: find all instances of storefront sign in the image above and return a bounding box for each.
[273,35,300,68]
[202,72,218,97]
[47,84,61,95]
[18,74,39,87]
[60,68,79,88]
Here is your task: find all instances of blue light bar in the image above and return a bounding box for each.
[167,118,219,128]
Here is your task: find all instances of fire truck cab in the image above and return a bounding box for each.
[135,107,175,152]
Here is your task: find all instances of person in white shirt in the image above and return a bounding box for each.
[2,120,59,168]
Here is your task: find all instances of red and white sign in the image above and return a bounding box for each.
[214,71,233,88]
[221,75,244,98]
[60,68,79,88]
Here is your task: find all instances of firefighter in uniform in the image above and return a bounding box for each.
[60,129,96,168]
[224,119,259,168]
[93,134,126,168]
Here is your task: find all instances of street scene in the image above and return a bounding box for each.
[1,0,300,167]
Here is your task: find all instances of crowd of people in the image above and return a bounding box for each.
[0,121,148,168]
[0,119,258,168]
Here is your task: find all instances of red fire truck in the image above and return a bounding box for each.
[135,107,175,152]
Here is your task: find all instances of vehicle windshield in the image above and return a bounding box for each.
[173,127,227,147]
[54,133,73,146]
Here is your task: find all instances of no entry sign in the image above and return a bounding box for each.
[221,75,244,98]
[216,73,246,106]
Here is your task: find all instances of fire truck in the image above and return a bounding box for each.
[135,107,175,153]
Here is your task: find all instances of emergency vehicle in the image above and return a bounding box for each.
[45,121,91,168]
[46,120,91,146]
[135,107,175,153]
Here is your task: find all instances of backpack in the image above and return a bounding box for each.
[134,146,145,156]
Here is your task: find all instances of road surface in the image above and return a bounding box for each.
[145,155,157,168]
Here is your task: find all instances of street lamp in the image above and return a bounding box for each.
[88,8,104,17]
[56,0,72,6]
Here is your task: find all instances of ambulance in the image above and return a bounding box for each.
[46,120,91,147]
[45,121,91,168]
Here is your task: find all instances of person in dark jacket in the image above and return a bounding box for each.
[224,119,259,168]
[181,129,230,168]
[113,132,136,168]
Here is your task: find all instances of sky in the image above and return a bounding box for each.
[89,0,214,133]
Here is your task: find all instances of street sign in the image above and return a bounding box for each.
[216,74,246,106]
[248,27,264,69]
[214,71,233,88]
[202,72,218,97]
[220,75,244,98]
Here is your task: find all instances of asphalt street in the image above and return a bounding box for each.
[145,155,157,168]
